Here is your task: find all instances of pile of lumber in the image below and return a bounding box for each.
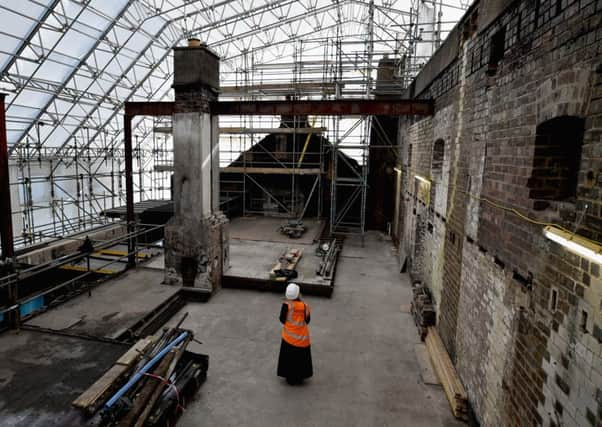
[410,283,436,340]
[270,248,303,281]
[73,313,208,426]
[425,326,468,420]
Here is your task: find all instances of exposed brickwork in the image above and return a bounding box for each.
[173,87,214,113]
[395,0,602,425]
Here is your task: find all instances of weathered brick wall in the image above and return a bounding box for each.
[456,242,523,427]
[395,0,602,425]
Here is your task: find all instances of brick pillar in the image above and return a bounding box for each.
[164,43,229,294]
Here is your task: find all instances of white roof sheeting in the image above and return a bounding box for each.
[0,0,467,154]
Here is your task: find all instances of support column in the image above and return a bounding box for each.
[0,94,14,260]
[164,42,229,294]
[124,114,136,267]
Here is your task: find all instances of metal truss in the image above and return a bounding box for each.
[0,0,468,247]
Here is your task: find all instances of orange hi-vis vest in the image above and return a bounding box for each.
[282,300,310,347]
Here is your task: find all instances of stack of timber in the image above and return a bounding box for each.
[425,326,468,420]
[73,313,208,426]
[410,283,436,340]
[270,248,303,281]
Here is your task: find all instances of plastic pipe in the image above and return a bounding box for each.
[104,331,189,409]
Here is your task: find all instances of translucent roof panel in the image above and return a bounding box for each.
[0,0,469,154]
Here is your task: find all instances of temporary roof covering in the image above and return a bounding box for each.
[0,0,467,155]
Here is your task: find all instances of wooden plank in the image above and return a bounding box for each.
[220,127,326,134]
[270,248,303,281]
[73,336,155,412]
[72,365,128,411]
[96,249,151,259]
[155,166,323,174]
[222,167,322,175]
[115,336,155,366]
[425,327,468,420]
[414,343,440,385]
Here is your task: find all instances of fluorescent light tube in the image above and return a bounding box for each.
[414,175,430,184]
[543,226,602,264]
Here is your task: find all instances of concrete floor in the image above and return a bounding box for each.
[167,232,462,427]
[0,230,462,426]
[0,330,126,427]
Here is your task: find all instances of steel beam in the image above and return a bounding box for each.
[123,115,135,267]
[125,102,175,118]
[0,94,14,260]
[122,101,175,267]
[210,99,434,116]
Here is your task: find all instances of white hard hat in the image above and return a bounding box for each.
[285,283,300,300]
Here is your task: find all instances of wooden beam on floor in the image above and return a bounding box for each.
[221,167,322,175]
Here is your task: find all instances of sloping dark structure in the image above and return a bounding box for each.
[222,115,361,221]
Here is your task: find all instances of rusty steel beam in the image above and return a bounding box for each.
[210,99,434,116]
[123,115,136,267]
[122,101,175,267]
[124,101,175,117]
[0,93,14,260]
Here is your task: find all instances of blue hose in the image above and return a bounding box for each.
[104,331,189,409]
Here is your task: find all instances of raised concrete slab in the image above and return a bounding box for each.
[26,268,178,339]
[223,239,334,296]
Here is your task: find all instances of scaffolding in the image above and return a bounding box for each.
[0,0,469,250]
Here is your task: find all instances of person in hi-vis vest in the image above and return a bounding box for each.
[277,283,313,384]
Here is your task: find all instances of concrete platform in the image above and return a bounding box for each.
[164,232,463,427]
[229,216,324,244]
[223,239,334,296]
[26,268,178,339]
[0,330,126,427]
[139,217,334,295]
[224,216,334,296]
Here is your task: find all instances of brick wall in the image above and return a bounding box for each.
[395,0,602,425]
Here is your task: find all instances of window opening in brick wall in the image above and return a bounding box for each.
[534,0,541,29]
[580,309,589,333]
[550,288,558,311]
[432,139,445,175]
[408,144,413,168]
[528,116,585,206]
[487,26,506,76]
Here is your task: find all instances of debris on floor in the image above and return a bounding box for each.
[315,239,340,279]
[410,282,436,340]
[73,315,208,426]
[270,248,303,281]
[278,220,307,239]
